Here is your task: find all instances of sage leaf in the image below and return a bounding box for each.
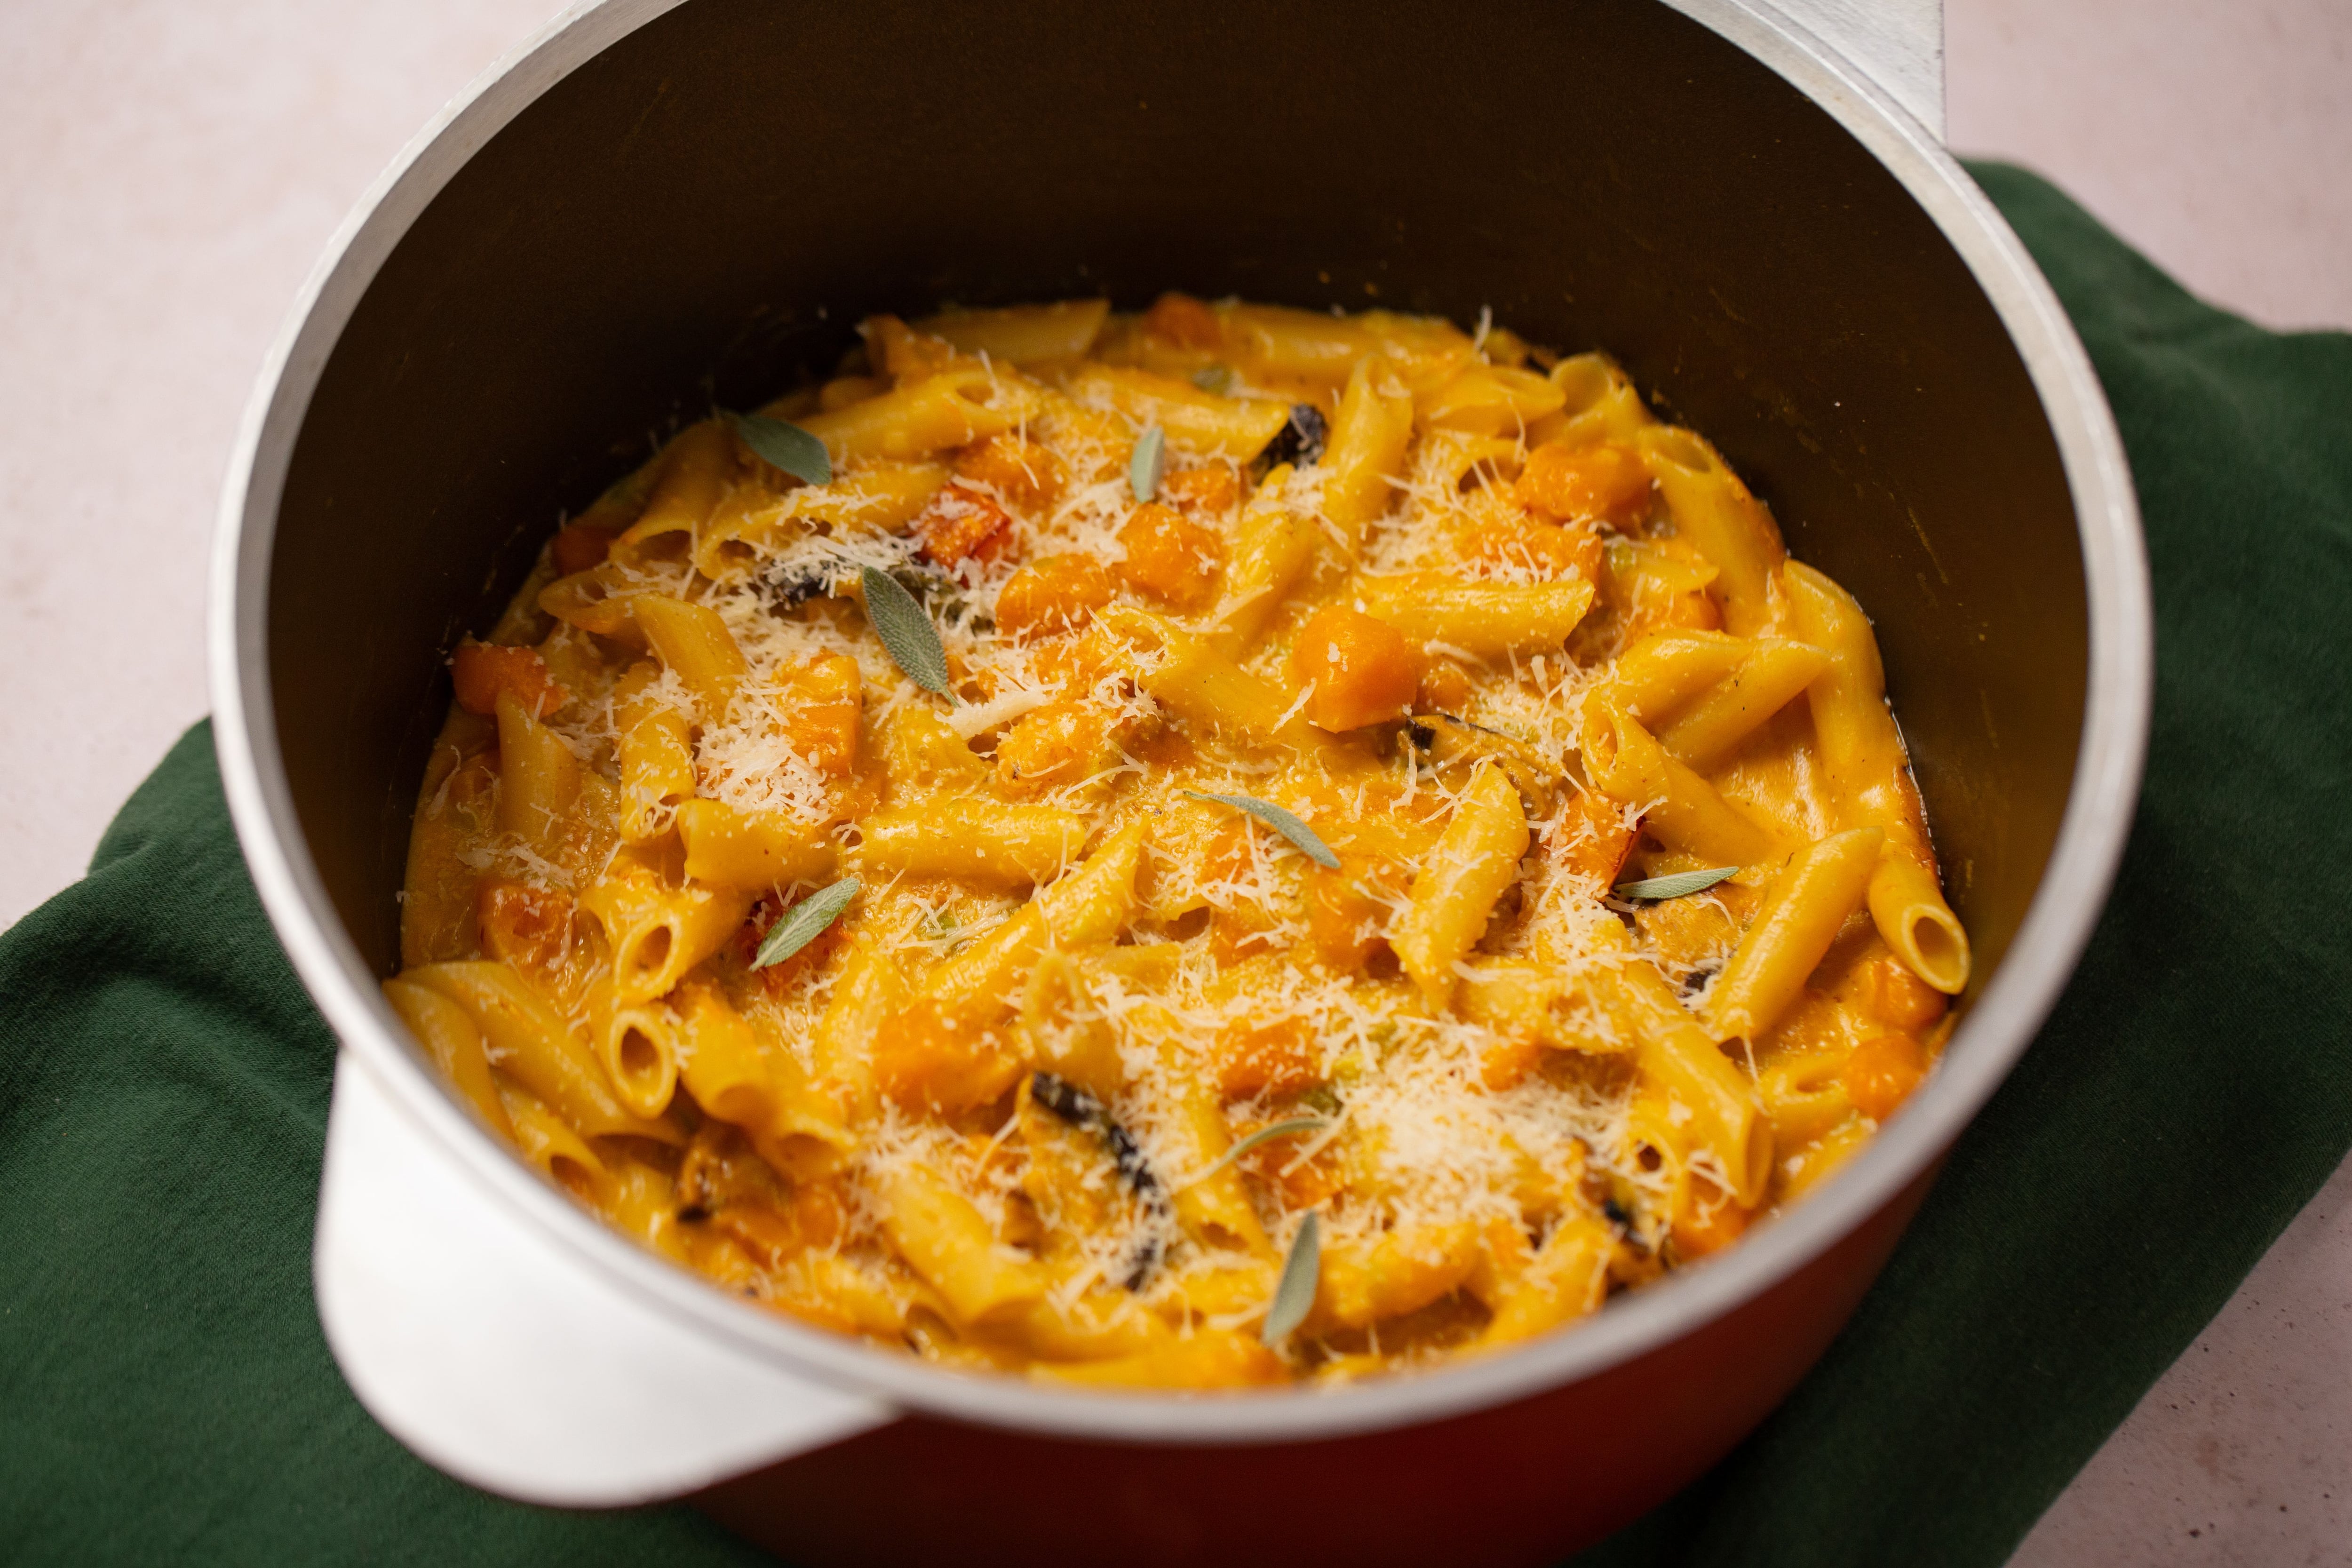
[753,876,860,968]
[1184,791,1340,869]
[859,565,951,696]
[1184,1117,1329,1188]
[1129,424,1166,502]
[727,410,832,486]
[1613,865,1740,902]
[1262,1211,1321,1345]
[1191,365,1235,395]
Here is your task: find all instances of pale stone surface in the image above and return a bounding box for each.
[2009,1166,2352,1564]
[1947,0,2352,332]
[0,0,564,935]
[0,3,2343,1562]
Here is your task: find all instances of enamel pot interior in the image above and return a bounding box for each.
[250,0,2100,1558]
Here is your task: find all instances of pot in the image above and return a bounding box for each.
[208,0,2151,1562]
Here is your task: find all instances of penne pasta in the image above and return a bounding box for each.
[1064,364,1293,460]
[1356,573,1595,659]
[1784,562,1971,993]
[1394,762,1529,1004]
[389,295,1963,1387]
[1706,828,1885,1044]
[1636,425,1785,636]
[1581,702,1776,867]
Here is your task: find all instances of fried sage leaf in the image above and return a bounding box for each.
[859,565,951,695]
[1612,866,1741,902]
[1184,791,1340,870]
[1262,1211,1322,1346]
[753,876,861,968]
[1184,1116,1331,1191]
[727,409,831,486]
[1129,424,1167,502]
[1032,1071,1174,1289]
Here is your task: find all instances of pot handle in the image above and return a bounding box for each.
[313,1048,896,1506]
[1695,0,1947,141]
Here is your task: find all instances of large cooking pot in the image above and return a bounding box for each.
[208,0,2151,1561]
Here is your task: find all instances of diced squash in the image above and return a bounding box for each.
[1289,605,1421,732]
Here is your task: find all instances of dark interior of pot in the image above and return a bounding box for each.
[266,0,2085,1017]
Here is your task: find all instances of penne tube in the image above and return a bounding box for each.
[601,1156,687,1261]
[1783,562,1899,790]
[381,976,515,1138]
[1064,364,1292,460]
[878,1162,1049,1325]
[1523,352,1653,450]
[920,821,1144,1010]
[610,419,735,571]
[670,977,771,1130]
[1867,851,1969,995]
[584,980,681,1120]
[820,374,890,410]
[1215,302,1377,383]
[633,593,749,724]
[1209,480,1321,653]
[1756,1049,1857,1147]
[1394,763,1529,1006]
[811,933,902,1130]
[861,314,957,381]
[1658,638,1832,772]
[1706,828,1884,1044]
[536,557,686,650]
[1416,430,1523,494]
[1599,953,1772,1207]
[1038,1329,1287,1389]
[577,845,755,1006]
[407,960,676,1142]
[1784,562,1971,993]
[1598,536,1724,641]
[1018,953,1127,1102]
[673,979,857,1178]
[857,798,1088,887]
[1416,362,1568,437]
[916,298,1109,364]
[696,461,948,582]
[674,798,837,891]
[1102,606,1325,751]
[796,366,1019,464]
[402,749,493,967]
[1601,629,1748,724]
[493,689,581,855]
[1319,1221,1484,1329]
[881,704,993,793]
[1005,1289,1175,1364]
[495,1077,615,1204]
[1636,425,1785,636]
[1580,703,1774,867]
[1319,357,1417,539]
[1482,1215,1615,1346]
[1176,302,1469,390]
[612,661,696,843]
[1356,573,1594,659]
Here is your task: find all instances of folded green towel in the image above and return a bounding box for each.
[2,164,2346,1567]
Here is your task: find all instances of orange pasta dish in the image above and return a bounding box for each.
[389,295,1970,1388]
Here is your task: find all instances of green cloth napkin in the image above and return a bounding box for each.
[2,164,2346,1567]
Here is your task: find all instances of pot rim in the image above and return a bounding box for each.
[208,0,2151,1448]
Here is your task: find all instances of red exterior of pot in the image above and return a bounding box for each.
[697,1165,1935,1568]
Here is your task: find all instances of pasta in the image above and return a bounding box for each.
[390,295,1965,1388]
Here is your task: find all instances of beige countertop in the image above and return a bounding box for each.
[2,1,2344,1559]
